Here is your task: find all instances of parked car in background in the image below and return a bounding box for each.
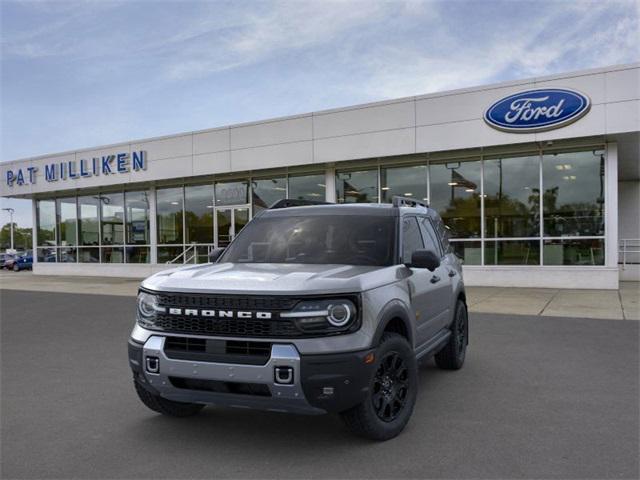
[2,253,17,270]
[12,252,33,271]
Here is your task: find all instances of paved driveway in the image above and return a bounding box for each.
[1,290,638,479]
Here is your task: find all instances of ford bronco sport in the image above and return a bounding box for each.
[128,197,468,440]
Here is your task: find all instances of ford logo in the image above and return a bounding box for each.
[484,88,591,133]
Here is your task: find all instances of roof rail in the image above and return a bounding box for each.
[269,198,332,209]
[392,196,429,209]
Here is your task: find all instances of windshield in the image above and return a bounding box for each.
[220,215,396,266]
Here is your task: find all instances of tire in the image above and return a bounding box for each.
[13,264,19,272]
[340,333,417,441]
[435,299,468,370]
[134,380,205,417]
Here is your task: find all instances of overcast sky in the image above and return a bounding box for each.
[1,0,639,228]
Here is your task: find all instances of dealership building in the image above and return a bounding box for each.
[1,63,638,289]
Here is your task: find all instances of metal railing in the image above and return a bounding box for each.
[619,238,640,269]
[166,243,216,264]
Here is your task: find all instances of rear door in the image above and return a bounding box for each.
[418,216,453,332]
[402,216,444,347]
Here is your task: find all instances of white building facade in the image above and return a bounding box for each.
[2,63,639,289]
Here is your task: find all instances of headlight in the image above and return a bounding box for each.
[281,298,359,334]
[136,291,165,329]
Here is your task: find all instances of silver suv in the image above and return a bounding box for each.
[128,197,468,440]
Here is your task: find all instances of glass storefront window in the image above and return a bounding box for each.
[288,173,325,201]
[36,200,56,246]
[77,196,100,246]
[543,238,604,265]
[185,184,214,244]
[126,246,150,264]
[101,246,124,263]
[336,169,378,203]
[430,160,481,238]
[37,246,57,262]
[215,181,248,206]
[125,191,150,245]
[484,155,540,238]
[158,246,183,264]
[381,165,428,203]
[56,198,77,246]
[100,193,124,245]
[484,240,540,265]
[58,246,76,263]
[77,247,99,263]
[252,177,286,212]
[542,150,605,237]
[450,241,482,265]
[157,187,183,244]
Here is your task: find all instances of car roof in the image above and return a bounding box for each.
[260,202,438,218]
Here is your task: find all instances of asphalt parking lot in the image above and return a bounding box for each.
[1,290,638,479]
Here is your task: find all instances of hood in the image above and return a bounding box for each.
[141,262,400,295]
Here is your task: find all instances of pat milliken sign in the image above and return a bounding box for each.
[5,151,147,187]
[484,88,591,133]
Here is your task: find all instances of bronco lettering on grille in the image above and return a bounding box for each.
[167,308,272,319]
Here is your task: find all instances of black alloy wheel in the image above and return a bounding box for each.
[372,351,410,422]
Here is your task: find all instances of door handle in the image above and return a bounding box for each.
[448,270,457,277]
[430,275,441,284]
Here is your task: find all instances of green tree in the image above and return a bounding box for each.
[0,223,32,251]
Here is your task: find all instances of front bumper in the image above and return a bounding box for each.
[129,336,375,415]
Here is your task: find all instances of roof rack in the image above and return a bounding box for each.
[392,196,429,209]
[269,198,332,209]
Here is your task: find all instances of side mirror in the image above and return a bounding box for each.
[208,247,225,263]
[406,249,440,271]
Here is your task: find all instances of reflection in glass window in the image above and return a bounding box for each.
[418,217,442,256]
[156,187,183,244]
[100,193,124,245]
[185,184,214,244]
[402,217,424,263]
[252,177,286,212]
[126,246,150,264]
[56,198,77,246]
[484,240,540,265]
[542,150,605,237]
[78,247,99,263]
[101,246,124,263]
[288,173,325,201]
[336,170,378,203]
[215,181,248,206]
[158,246,183,264]
[37,200,56,246]
[450,241,481,265]
[78,196,100,246]
[543,238,604,265]
[381,165,428,203]
[430,160,481,238]
[125,191,150,245]
[484,155,540,238]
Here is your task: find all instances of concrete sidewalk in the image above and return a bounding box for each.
[1,271,638,320]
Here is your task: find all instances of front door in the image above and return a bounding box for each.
[215,207,250,248]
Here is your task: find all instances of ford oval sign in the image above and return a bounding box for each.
[484,88,591,133]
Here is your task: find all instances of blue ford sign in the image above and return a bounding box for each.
[484,88,591,133]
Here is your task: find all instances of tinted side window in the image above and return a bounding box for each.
[419,217,442,257]
[432,215,451,253]
[402,217,424,263]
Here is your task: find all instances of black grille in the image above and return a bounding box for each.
[156,293,298,311]
[169,377,271,397]
[155,315,300,337]
[226,340,272,356]
[164,336,206,352]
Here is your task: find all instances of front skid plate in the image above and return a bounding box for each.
[142,336,325,415]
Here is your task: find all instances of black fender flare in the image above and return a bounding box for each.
[371,299,414,348]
